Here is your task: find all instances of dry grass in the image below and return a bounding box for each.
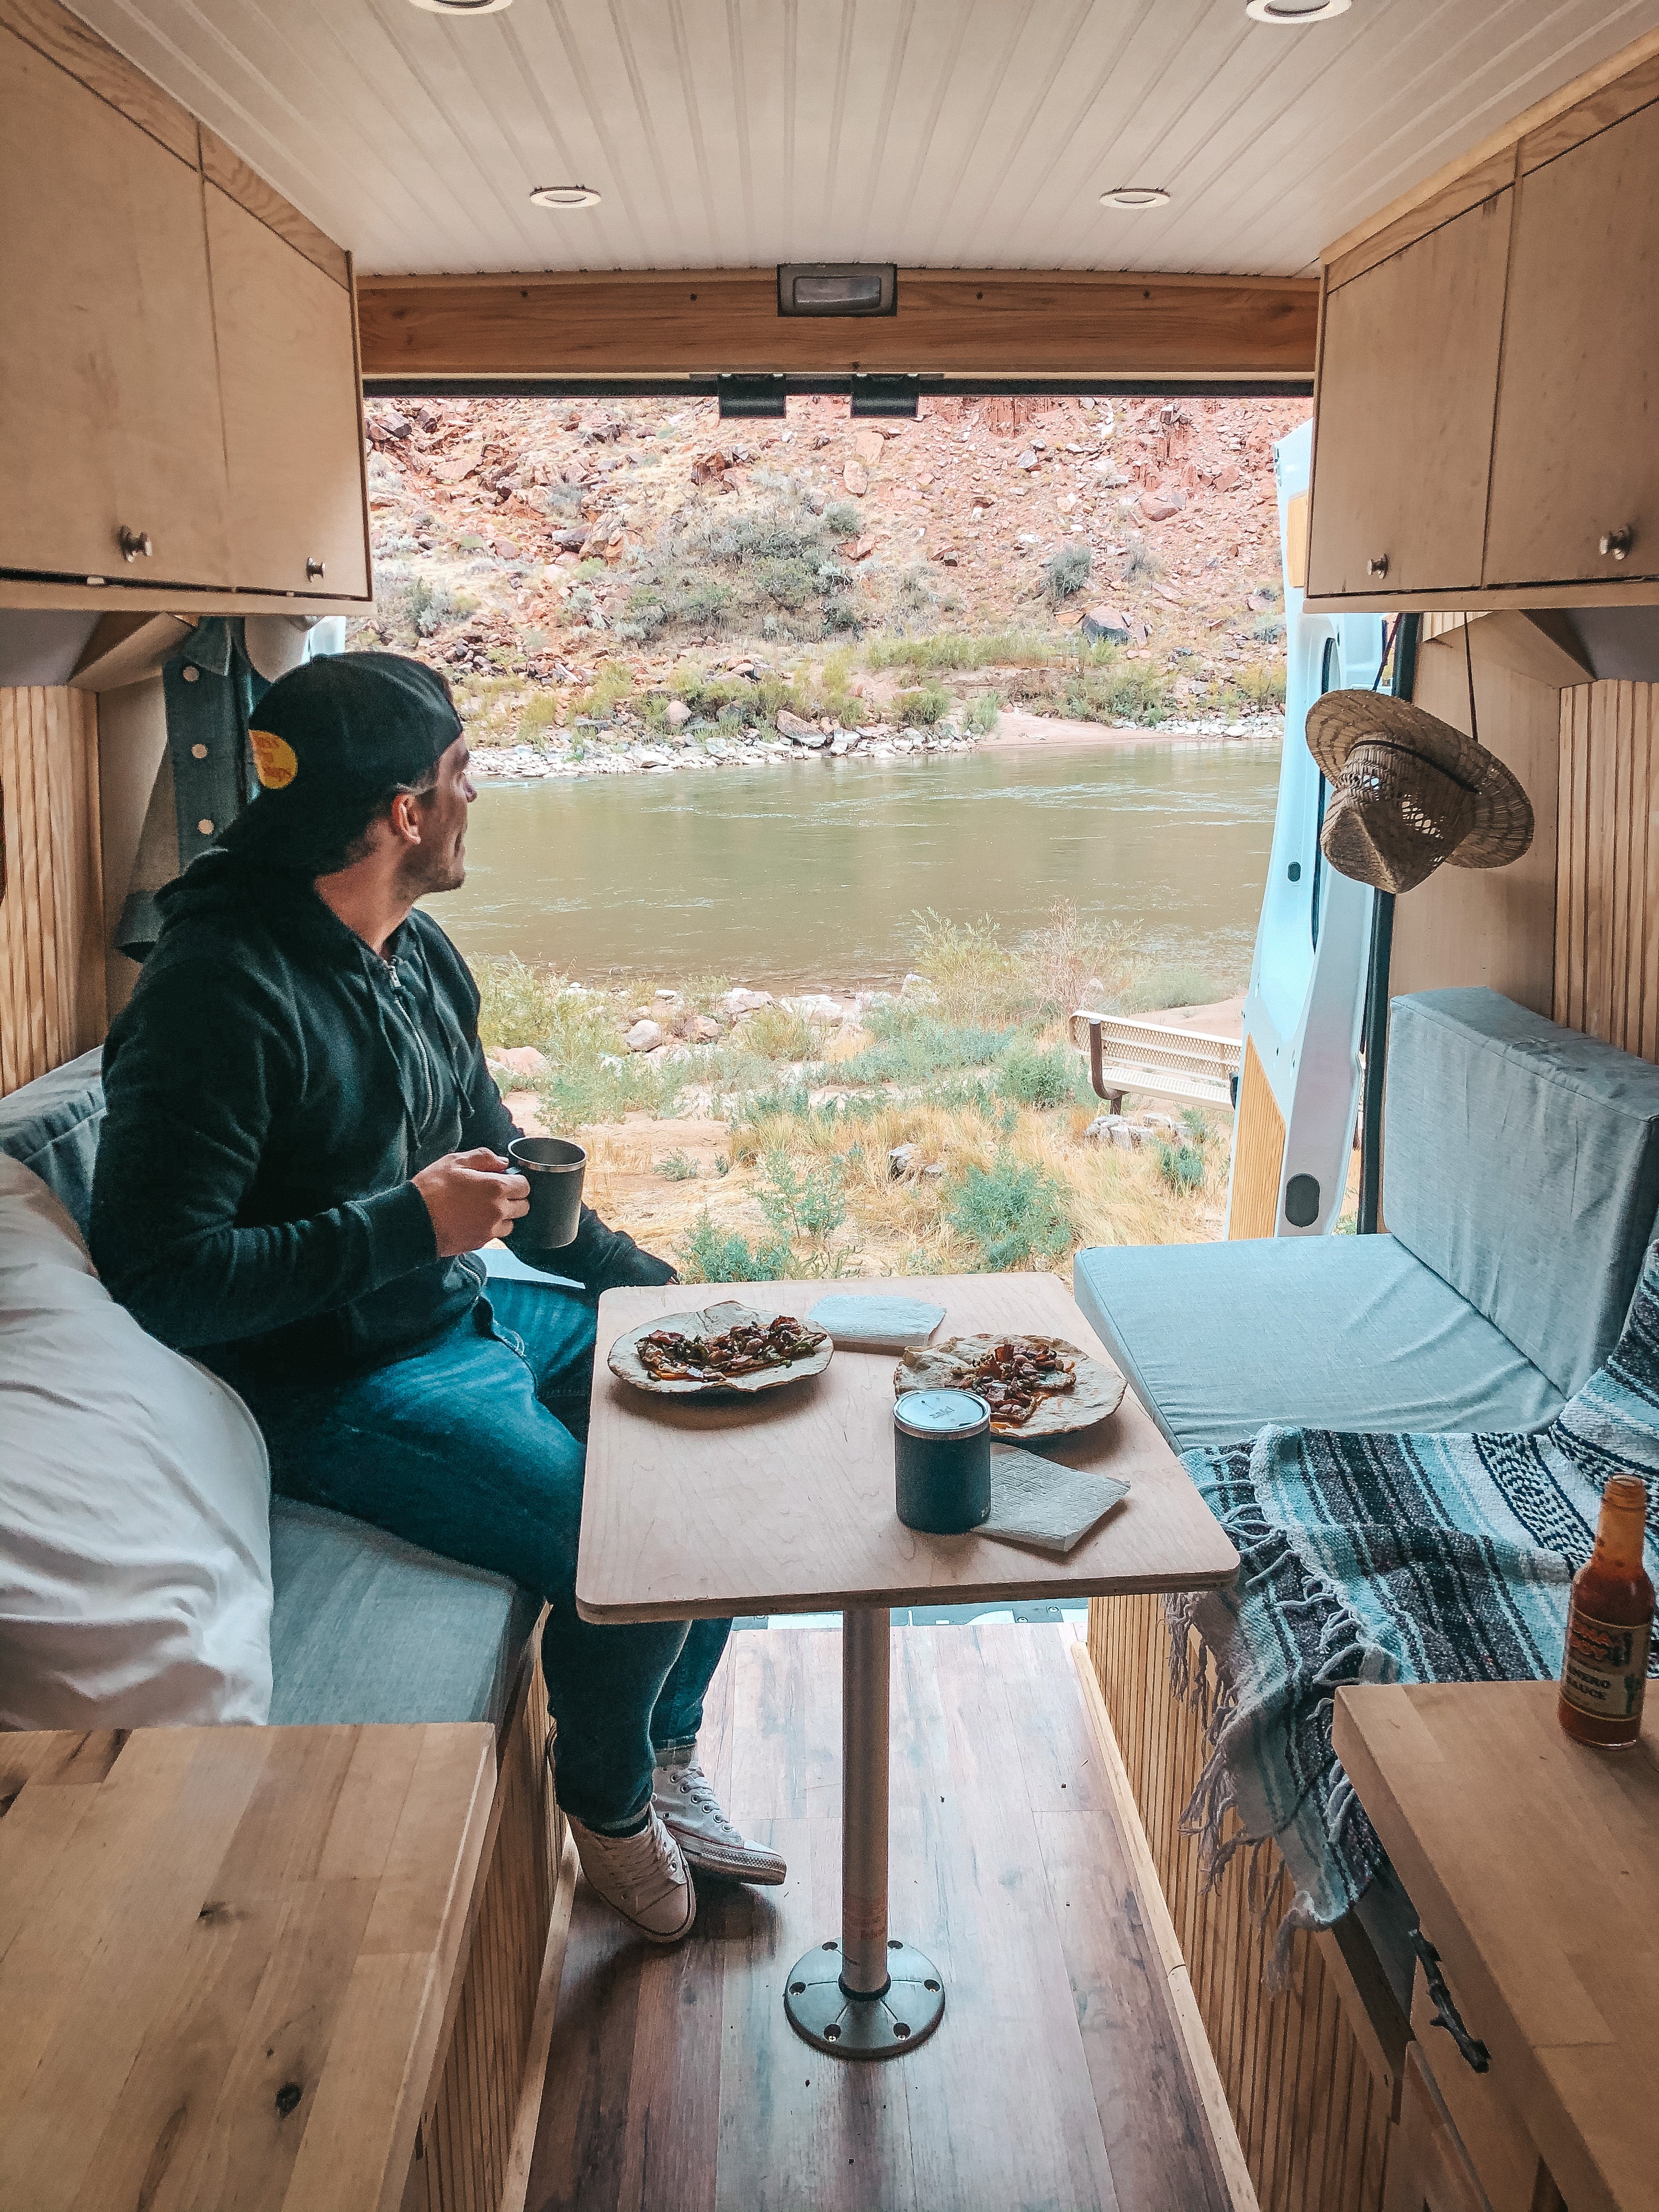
[474,901,1234,1280]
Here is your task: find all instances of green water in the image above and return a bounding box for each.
[433,740,1282,992]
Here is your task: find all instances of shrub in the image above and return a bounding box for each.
[836,1012,1014,1085]
[823,501,863,536]
[1155,1141,1206,1194]
[908,910,1027,1026]
[743,1003,815,1060]
[656,1150,698,1181]
[891,681,951,726]
[758,1151,848,1243]
[1120,962,1219,1012]
[865,631,1057,672]
[945,1152,1074,1271]
[476,955,555,1050]
[998,1039,1081,1109]
[1252,616,1286,644]
[1122,539,1164,582]
[678,1213,792,1283]
[1043,543,1092,602]
[965,691,1001,735]
[1232,663,1287,712]
[1179,1108,1210,1144]
[1064,662,1172,726]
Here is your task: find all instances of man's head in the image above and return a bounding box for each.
[221,652,472,895]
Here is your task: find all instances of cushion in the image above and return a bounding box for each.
[1072,1232,1564,1453]
[0,1156,273,1727]
[0,1046,104,1234]
[269,1497,540,1727]
[1385,989,1659,1394]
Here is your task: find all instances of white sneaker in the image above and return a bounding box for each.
[652,1754,787,1885]
[567,1809,697,1942]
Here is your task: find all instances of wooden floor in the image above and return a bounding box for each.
[525,1625,1233,2212]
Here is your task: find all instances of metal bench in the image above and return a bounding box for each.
[1068,1009,1242,1115]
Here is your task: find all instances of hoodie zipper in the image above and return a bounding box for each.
[380,953,440,1131]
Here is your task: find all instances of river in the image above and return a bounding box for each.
[433,737,1282,992]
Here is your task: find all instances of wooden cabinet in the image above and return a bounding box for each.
[1305,43,1659,613]
[1485,97,1659,589]
[0,25,232,589]
[1306,191,1512,601]
[0,0,370,614]
[206,186,370,600]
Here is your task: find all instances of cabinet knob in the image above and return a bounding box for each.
[1367,554,1389,579]
[1600,528,1633,563]
[117,526,152,563]
[306,557,326,580]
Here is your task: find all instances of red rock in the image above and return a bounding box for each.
[1139,493,1183,522]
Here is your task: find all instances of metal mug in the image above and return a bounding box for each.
[893,1389,992,1533]
[506,1135,587,1250]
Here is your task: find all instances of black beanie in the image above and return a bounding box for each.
[220,652,462,871]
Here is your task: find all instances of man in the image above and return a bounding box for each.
[91,651,782,1942]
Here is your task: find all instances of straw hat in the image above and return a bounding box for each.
[1304,691,1534,895]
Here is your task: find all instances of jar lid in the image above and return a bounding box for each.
[893,1388,990,1440]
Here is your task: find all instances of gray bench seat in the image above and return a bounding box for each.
[1075,986,1659,1454]
[1073,1233,1564,1453]
[1,1049,539,1732]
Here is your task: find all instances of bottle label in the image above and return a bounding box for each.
[1560,1607,1652,1721]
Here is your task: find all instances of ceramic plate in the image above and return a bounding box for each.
[608,1300,835,1398]
[893,1331,1125,1437]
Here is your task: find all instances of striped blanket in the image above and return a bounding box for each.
[1172,1240,1659,1961]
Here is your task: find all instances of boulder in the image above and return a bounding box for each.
[843,461,869,498]
[789,993,843,1020]
[805,487,828,514]
[664,699,692,729]
[888,1143,918,1179]
[777,708,828,746]
[1138,492,1184,523]
[494,1045,549,1078]
[690,1014,723,1042]
[624,1019,663,1053]
[1081,605,1133,644]
[722,987,774,1014]
[551,527,588,552]
[854,430,884,467]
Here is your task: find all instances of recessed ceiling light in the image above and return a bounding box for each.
[529,184,602,209]
[409,0,513,13]
[1100,187,1171,210]
[1245,0,1351,21]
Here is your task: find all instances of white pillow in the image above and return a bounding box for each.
[0,1155,273,1726]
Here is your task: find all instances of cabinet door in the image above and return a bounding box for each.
[1485,99,1659,586]
[0,27,232,586]
[205,185,370,600]
[1306,193,1512,599]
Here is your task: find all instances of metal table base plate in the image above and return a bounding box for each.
[784,1939,945,2057]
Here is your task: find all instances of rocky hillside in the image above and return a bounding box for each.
[356,390,1305,763]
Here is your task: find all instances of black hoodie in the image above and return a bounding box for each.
[91,850,671,1385]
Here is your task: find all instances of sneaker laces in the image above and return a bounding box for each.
[662,1757,741,1841]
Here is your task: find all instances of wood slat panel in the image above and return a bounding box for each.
[0,686,105,1096]
[356,269,1319,383]
[409,1654,565,2212]
[1228,1035,1285,1240]
[1552,679,1659,1058]
[1087,1595,1395,2212]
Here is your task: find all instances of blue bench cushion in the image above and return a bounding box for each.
[1385,989,1659,1395]
[0,1047,104,1235]
[1072,1233,1564,1453]
[268,1497,541,1727]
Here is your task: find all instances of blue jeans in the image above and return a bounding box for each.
[244,1279,731,1832]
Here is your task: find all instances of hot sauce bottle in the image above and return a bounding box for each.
[1558,1474,1655,1749]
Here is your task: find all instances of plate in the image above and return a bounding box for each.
[893,1332,1125,1438]
[608,1300,835,1398]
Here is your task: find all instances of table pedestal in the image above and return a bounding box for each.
[783,1604,946,2058]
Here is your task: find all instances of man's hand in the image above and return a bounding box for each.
[414,1148,530,1257]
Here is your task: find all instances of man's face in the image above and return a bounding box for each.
[403,736,475,896]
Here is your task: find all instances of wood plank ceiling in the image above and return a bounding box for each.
[60,0,1659,279]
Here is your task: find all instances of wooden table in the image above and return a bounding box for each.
[1334,1679,1659,2212]
[580,1273,1237,2061]
[0,1722,495,2212]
